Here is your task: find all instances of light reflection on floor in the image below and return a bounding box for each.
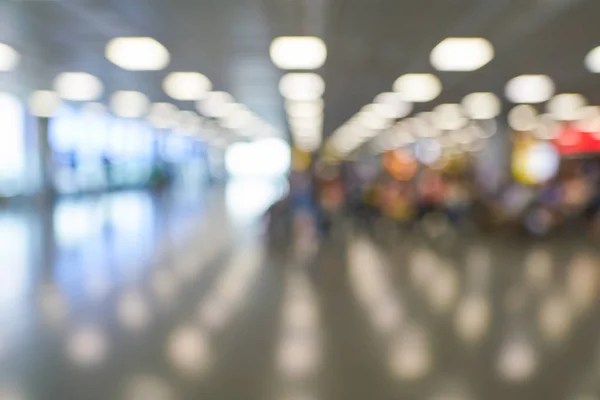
[1,185,600,399]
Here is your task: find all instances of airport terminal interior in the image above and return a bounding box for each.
[2,0,600,399]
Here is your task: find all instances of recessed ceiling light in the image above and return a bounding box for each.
[431,37,494,71]
[372,92,413,119]
[584,46,600,73]
[462,92,501,119]
[433,103,466,130]
[392,74,442,103]
[197,91,235,118]
[270,36,327,70]
[110,91,149,118]
[508,105,538,131]
[163,72,212,101]
[505,75,554,104]
[285,99,324,119]
[547,93,587,121]
[105,37,170,71]
[29,91,62,117]
[0,43,19,71]
[53,72,104,101]
[279,73,325,101]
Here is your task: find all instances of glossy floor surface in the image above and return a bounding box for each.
[1,184,600,400]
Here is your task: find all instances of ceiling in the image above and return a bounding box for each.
[1,0,599,139]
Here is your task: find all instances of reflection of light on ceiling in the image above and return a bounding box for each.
[505,75,555,104]
[28,90,62,117]
[116,290,152,332]
[0,43,19,71]
[454,297,490,343]
[279,73,325,101]
[431,37,494,71]
[166,326,210,376]
[66,325,109,367]
[547,93,587,121]
[197,91,235,118]
[270,36,327,70]
[110,91,149,118]
[462,92,501,120]
[522,142,560,184]
[584,46,600,73]
[393,74,442,103]
[508,105,538,131]
[389,328,432,380]
[54,73,103,101]
[123,376,174,400]
[105,37,170,71]
[163,72,212,101]
[372,92,413,119]
[497,338,538,381]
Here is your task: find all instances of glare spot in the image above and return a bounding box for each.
[29,90,62,117]
[166,327,210,376]
[110,91,149,118]
[497,339,538,382]
[66,325,109,367]
[430,37,494,71]
[508,105,538,131]
[389,328,432,380]
[372,92,413,119]
[163,72,212,101]
[270,36,327,70]
[116,290,151,332]
[547,93,587,121]
[584,46,600,73]
[454,297,490,343]
[0,42,20,71]
[393,74,442,103]
[434,104,467,131]
[461,92,501,120]
[521,141,560,184]
[505,75,555,104]
[279,73,325,101]
[123,375,175,400]
[105,37,170,71]
[53,72,104,101]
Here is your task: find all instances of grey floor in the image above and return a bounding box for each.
[1,184,600,400]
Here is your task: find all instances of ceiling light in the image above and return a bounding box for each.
[433,103,466,130]
[373,92,413,119]
[0,43,19,71]
[547,93,587,121]
[197,91,235,118]
[430,37,494,71]
[270,36,327,70]
[105,37,170,71]
[393,74,442,102]
[289,117,323,131]
[110,91,149,118]
[508,105,538,131]
[222,104,253,130]
[585,46,600,73]
[148,102,179,129]
[279,73,325,101]
[358,105,392,130]
[54,72,103,101]
[163,72,212,101]
[29,91,61,117]
[285,99,324,118]
[505,75,555,104]
[462,92,501,119]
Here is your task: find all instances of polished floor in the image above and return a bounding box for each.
[1,183,600,400]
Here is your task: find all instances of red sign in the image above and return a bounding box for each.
[552,125,600,156]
